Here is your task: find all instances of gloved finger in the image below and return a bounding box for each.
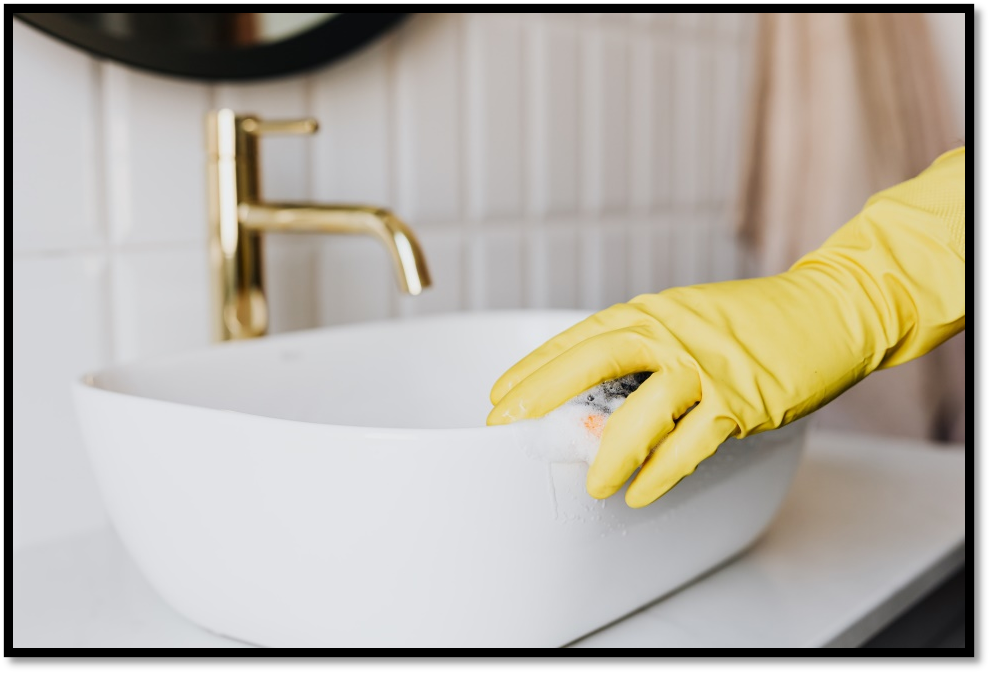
[486,327,659,426]
[489,303,652,406]
[625,408,737,508]
[587,367,702,500]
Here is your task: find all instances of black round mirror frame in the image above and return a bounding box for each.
[15,12,409,81]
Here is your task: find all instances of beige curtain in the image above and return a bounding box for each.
[737,13,965,442]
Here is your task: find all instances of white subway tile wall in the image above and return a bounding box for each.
[316,236,396,325]
[469,227,526,310]
[394,14,463,224]
[13,256,113,546]
[12,13,756,550]
[466,14,524,221]
[103,64,212,247]
[311,39,391,204]
[526,21,580,218]
[109,248,212,362]
[12,24,102,253]
[527,225,580,309]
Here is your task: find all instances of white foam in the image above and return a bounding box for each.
[512,381,632,465]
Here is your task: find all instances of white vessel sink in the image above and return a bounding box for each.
[73,310,807,648]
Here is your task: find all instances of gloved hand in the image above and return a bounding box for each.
[488,147,965,508]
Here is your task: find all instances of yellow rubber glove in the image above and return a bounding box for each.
[488,147,965,508]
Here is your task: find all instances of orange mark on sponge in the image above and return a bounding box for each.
[583,413,606,438]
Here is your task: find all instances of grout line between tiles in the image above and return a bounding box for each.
[90,59,118,363]
[456,13,473,232]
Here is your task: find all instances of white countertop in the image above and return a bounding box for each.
[13,430,965,649]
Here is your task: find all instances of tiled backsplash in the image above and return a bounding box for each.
[13,13,756,550]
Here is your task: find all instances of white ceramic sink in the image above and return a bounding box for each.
[73,310,808,648]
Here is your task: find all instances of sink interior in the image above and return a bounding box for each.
[91,310,591,429]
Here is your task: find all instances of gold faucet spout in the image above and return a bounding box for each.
[240,203,432,295]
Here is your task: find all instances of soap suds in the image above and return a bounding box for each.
[513,372,651,465]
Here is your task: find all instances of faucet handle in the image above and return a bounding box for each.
[241,117,319,136]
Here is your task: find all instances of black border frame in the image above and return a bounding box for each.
[13,11,408,81]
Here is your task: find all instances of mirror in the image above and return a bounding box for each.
[15,12,408,81]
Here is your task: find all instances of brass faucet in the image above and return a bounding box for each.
[206,109,432,341]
